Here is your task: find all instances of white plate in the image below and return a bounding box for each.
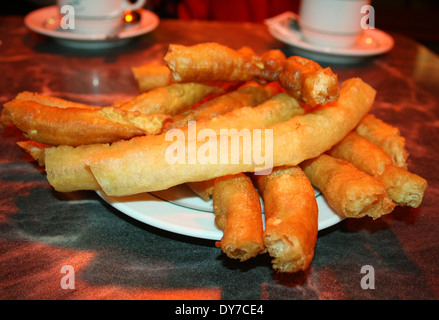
[265,12,394,64]
[97,185,343,241]
[24,6,159,49]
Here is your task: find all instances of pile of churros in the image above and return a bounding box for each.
[1,42,428,273]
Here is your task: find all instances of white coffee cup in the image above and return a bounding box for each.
[57,0,147,35]
[298,0,371,48]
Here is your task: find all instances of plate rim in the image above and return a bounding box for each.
[97,185,344,241]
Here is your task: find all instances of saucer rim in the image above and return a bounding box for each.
[265,11,394,58]
[24,5,159,42]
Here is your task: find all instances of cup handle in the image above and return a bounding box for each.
[123,0,147,11]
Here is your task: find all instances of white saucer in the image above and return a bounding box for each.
[24,6,159,49]
[265,12,394,64]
